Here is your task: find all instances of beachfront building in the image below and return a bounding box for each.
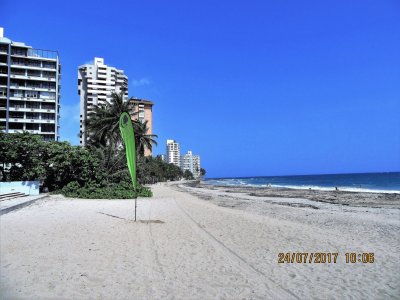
[0,28,61,141]
[166,139,181,167]
[181,150,201,178]
[128,97,154,156]
[78,57,128,146]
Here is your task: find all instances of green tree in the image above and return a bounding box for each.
[85,91,131,147]
[134,120,158,158]
[0,132,46,181]
[0,133,101,190]
[200,168,206,177]
[85,91,157,157]
[43,142,101,190]
[183,170,194,180]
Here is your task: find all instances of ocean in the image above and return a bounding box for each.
[205,172,400,193]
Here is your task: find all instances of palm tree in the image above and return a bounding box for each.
[134,120,158,157]
[85,91,132,147]
[85,91,157,155]
[94,143,129,185]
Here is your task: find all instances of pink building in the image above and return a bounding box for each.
[128,98,154,156]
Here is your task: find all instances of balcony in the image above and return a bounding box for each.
[10,73,56,82]
[11,48,58,60]
[11,62,57,72]
[7,129,55,135]
[27,49,58,60]
[10,85,56,92]
[9,106,55,113]
[7,117,55,124]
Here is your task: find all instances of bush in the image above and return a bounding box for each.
[59,181,152,199]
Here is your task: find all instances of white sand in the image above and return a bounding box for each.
[1,183,399,299]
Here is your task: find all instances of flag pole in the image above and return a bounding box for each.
[134,189,137,222]
[119,112,138,222]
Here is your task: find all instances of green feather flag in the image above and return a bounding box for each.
[119,112,137,192]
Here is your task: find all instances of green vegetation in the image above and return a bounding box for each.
[0,131,184,198]
[0,91,205,198]
[0,132,100,190]
[60,181,152,199]
[85,91,157,157]
[183,170,194,180]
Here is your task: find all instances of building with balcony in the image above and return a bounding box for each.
[181,150,201,178]
[0,28,61,141]
[128,97,154,156]
[78,57,128,146]
[166,139,181,167]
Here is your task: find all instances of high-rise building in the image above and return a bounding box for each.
[181,150,201,178]
[166,139,180,167]
[0,28,61,141]
[78,57,128,146]
[128,97,154,156]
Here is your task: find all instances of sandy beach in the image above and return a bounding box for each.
[1,183,399,299]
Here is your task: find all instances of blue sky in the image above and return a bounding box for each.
[1,0,399,178]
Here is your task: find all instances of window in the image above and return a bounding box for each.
[11,48,27,56]
[26,112,40,119]
[41,113,54,120]
[26,123,39,130]
[43,62,56,69]
[42,103,55,110]
[26,91,39,98]
[40,92,55,99]
[10,111,24,118]
[27,70,41,77]
[9,123,23,130]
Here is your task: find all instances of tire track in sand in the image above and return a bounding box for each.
[174,198,299,300]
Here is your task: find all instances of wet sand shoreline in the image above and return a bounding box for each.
[183,181,400,209]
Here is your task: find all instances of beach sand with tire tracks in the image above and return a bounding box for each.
[1,183,399,299]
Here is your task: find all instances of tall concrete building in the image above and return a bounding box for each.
[0,28,61,141]
[166,139,181,167]
[128,97,154,156]
[181,150,201,178]
[78,57,128,146]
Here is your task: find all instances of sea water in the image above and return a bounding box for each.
[205,172,400,193]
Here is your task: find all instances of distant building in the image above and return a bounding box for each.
[0,27,61,141]
[78,57,128,146]
[128,97,153,156]
[181,150,201,178]
[166,139,180,167]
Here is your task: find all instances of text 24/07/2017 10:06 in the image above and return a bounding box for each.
[278,252,375,264]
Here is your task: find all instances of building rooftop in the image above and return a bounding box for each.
[129,97,154,105]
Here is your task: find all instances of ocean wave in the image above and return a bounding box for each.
[270,184,400,194]
[204,180,400,194]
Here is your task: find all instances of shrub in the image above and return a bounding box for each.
[59,181,152,199]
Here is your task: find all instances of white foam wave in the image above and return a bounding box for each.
[205,181,400,194]
[270,184,400,194]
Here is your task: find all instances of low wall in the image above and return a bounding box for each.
[0,181,40,195]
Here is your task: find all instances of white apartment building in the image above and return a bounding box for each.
[166,139,181,167]
[0,28,61,141]
[181,150,201,178]
[78,57,128,146]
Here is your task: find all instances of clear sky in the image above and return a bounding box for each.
[1,0,399,178]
